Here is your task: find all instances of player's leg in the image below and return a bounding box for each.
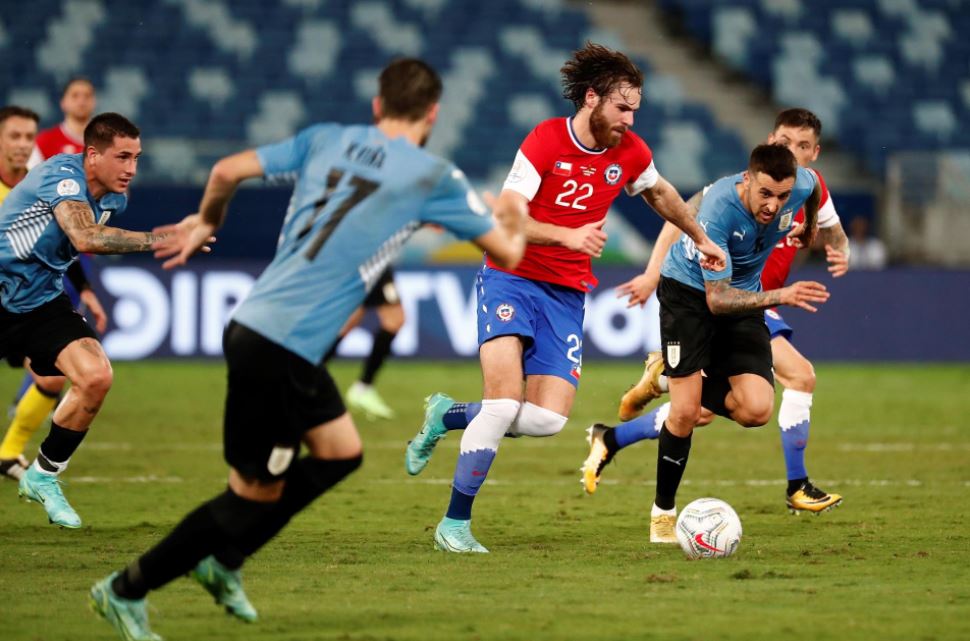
[435,335,523,553]
[0,366,66,480]
[771,334,842,513]
[17,297,107,527]
[347,300,404,419]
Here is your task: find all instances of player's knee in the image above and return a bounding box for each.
[510,402,568,437]
[208,488,278,534]
[735,402,773,428]
[785,359,816,393]
[667,406,701,434]
[75,363,113,399]
[303,454,363,491]
[696,408,716,427]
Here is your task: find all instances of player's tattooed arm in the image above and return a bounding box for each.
[816,220,850,277]
[706,277,830,314]
[54,200,162,254]
[685,188,705,218]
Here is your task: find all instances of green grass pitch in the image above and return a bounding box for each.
[1,360,968,641]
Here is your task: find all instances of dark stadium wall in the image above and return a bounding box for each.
[85,259,967,362]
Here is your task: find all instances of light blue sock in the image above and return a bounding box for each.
[614,402,669,449]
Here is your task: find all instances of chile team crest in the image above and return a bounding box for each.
[496,303,515,322]
[604,163,623,185]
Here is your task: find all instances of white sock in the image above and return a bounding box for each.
[651,503,676,517]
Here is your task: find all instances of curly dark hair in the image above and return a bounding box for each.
[561,42,643,110]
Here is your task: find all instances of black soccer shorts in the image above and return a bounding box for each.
[361,266,399,308]
[657,276,773,384]
[0,293,99,376]
[222,321,346,481]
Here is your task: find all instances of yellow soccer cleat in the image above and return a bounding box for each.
[618,351,666,422]
[580,424,616,495]
[786,480,843,515]
[649,512,678,544]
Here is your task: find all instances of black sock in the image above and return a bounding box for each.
[655,423,692,511]
[214,455,362,566]
[787,477,808,496]
[360,329,395,385]
[603,427,619,454]
[113,489,275,599]
[37,422,87,472]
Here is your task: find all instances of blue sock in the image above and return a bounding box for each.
[445,447,495,520]
[614,403,667,448]
[13,373,32,405]
[442,402,481,431]
[780,419,809,481]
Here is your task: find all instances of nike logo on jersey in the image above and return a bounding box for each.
[733,230,746,240]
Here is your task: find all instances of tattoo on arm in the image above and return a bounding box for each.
[55,200,160,254]
[685,189,704,218]
[817,222,849,252]
[705,279,782,315]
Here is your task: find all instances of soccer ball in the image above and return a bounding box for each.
[675,498,743,559]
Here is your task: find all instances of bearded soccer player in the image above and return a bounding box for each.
[0,113,194,527]
[582,110,848,516]
[403,42,726,554]
[90,58,525,641]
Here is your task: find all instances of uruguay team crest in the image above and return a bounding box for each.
[666,342,681,368]
[778,210,793,230]
[496,303,515,322]
[604,163,623,185]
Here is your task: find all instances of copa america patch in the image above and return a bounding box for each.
[666,342,681,368]
[56,178,81,197]
[604,163,623,185]
[496,303,515,322]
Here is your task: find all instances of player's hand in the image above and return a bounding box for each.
[565,218,607,257]
[79,289,108,334]
[152,214,217,270]
[780,280,830,312]
[695,237,726,272]
[825,244,849,278]
[787,222,817,250]
[616,271,659,308]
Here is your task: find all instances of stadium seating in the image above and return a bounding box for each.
[1,0,746,188]
[658,0,970,173]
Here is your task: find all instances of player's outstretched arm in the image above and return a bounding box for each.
[153,150,264,269]
[54,200,164,254]
[640,177,725,271]
[475,189,527,270]
[705,278,829,315]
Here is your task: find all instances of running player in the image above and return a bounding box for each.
[404,42,726,554]
[89,58,525,641]
[1,113,196,527]
[583,110,848,515]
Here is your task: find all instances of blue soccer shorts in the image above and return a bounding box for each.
[475,266,585,387]
[764,307,793,341]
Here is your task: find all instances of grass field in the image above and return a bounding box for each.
[1,360,968,641]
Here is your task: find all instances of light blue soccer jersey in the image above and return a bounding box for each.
[0,153,126,312]
[661,167,817,292]
[232,124,494,364]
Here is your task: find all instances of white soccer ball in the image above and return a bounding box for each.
[675,498,743,559]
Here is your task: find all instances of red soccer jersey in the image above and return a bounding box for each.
[489,117,657,292]
[760,168,832,291]
[34,124,84,160]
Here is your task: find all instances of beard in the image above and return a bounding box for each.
[589,102,624,149]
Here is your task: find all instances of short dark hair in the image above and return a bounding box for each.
[749,144,797,182]
[0,105,40,127]
[561,42,643,110]
[774,108,822,140]
[84,112,140,151]
[62,76,95,98]
[378,58,442,121]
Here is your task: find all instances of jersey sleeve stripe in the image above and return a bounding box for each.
[502,150,542,201]
[625,160,659,196]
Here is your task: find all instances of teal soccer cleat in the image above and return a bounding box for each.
[405,393,454,476]
[18,465,81,528]
[433,517,489,553]
[191,556,258,623]
[89,573,162,641]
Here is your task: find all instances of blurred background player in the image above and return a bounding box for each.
[323,266,404,420]
[0,100,108,481]
[404,42,726,554]
[0,113,187,527]
[89,58,525,641]
[28,77,96,168]
[583,109,849,516]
